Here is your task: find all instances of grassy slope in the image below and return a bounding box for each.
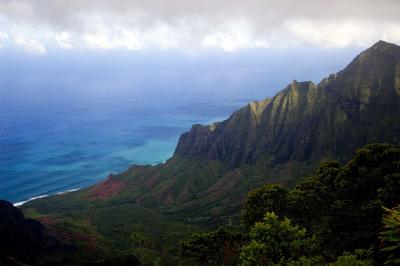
[22,189,199,264]
[21,154,316,264]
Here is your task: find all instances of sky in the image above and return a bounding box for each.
[0,0,399,103]
[0,0,399,55]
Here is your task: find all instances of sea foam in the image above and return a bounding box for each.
[13,188,80,207]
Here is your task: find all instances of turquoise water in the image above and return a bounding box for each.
[0,85,246,203]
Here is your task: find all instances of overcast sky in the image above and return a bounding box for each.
[0,0,399,55]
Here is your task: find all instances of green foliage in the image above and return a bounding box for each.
[380,205,400,265]
[241,184,289,228]
[242,143,400,260]
[23,196,198,265]
[322,144,400,254]
[130,232,151,248]
[285,160,341,232]
[180,227,246,266]
[329,249,373,266]
[240,212,322,266]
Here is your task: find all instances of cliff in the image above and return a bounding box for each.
[175,40,400,167]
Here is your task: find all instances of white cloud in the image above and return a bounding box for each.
[55,32,72,49]
[285,19,381,48]
[12,35,47,55]
[202,19,269,52]
[84,31,114,50]
[0,0,399,54]
[0,31,8,48]
[116,28,143,50]
[143,23,179,50]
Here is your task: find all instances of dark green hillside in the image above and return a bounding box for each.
[182,143,400,265]
[0,200,76,265]
[23,189,199,264]
[242,143,400,256]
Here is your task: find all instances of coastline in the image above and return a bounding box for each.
[13,188,81,207]
[10,115,231,208]
[12,164,165,207]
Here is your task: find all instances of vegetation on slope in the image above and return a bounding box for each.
[380,205,400,265]
[22,189,199,264]
[181,143,400,265]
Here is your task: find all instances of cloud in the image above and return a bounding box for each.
[13,35,47,55]
[55,32,72,49]
[0,31,8,48]
[284,19,391,48]
[0,0,399,54]
[202,19,269,52]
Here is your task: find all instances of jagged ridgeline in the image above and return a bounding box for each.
[84,40,400,216]
[21,41,400,263]
[176,40,400,166]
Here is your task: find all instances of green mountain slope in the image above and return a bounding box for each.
[176,40,400,166]
[21,40,400,263]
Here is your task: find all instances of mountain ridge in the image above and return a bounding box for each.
[175,40,400,168]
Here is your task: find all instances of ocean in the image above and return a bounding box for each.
[0,89,248,204]
[0,48,360,204]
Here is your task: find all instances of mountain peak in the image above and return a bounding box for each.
[288,80,315,90]
[359,40,400,59]
[338,40,400,79]
[371,40,399,50]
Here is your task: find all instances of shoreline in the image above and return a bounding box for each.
[13,188,81,207]
[12,171,120,207]
[11,158,170,207]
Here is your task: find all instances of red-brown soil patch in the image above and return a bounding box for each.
[37,215,59,226]
[87,175,127,200]
[39,216,100,253]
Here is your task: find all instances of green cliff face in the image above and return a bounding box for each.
[176,40,400,167]
[21,41,400,264]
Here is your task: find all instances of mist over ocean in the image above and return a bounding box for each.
[0,48,361,203]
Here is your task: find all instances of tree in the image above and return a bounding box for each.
[294,144,400,255]
[325,144,400,254]
[241,184,289,228]
[329,249,373,266]
[286,160,340,230]
[380,205,400,265]
[180,227,246,266]
[185,144,400,265]
[240,212,322,266]
[242,143,400,259]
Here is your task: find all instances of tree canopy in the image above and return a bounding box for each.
[182,144,400,265]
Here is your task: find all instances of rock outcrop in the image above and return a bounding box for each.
[0,200,75,265]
